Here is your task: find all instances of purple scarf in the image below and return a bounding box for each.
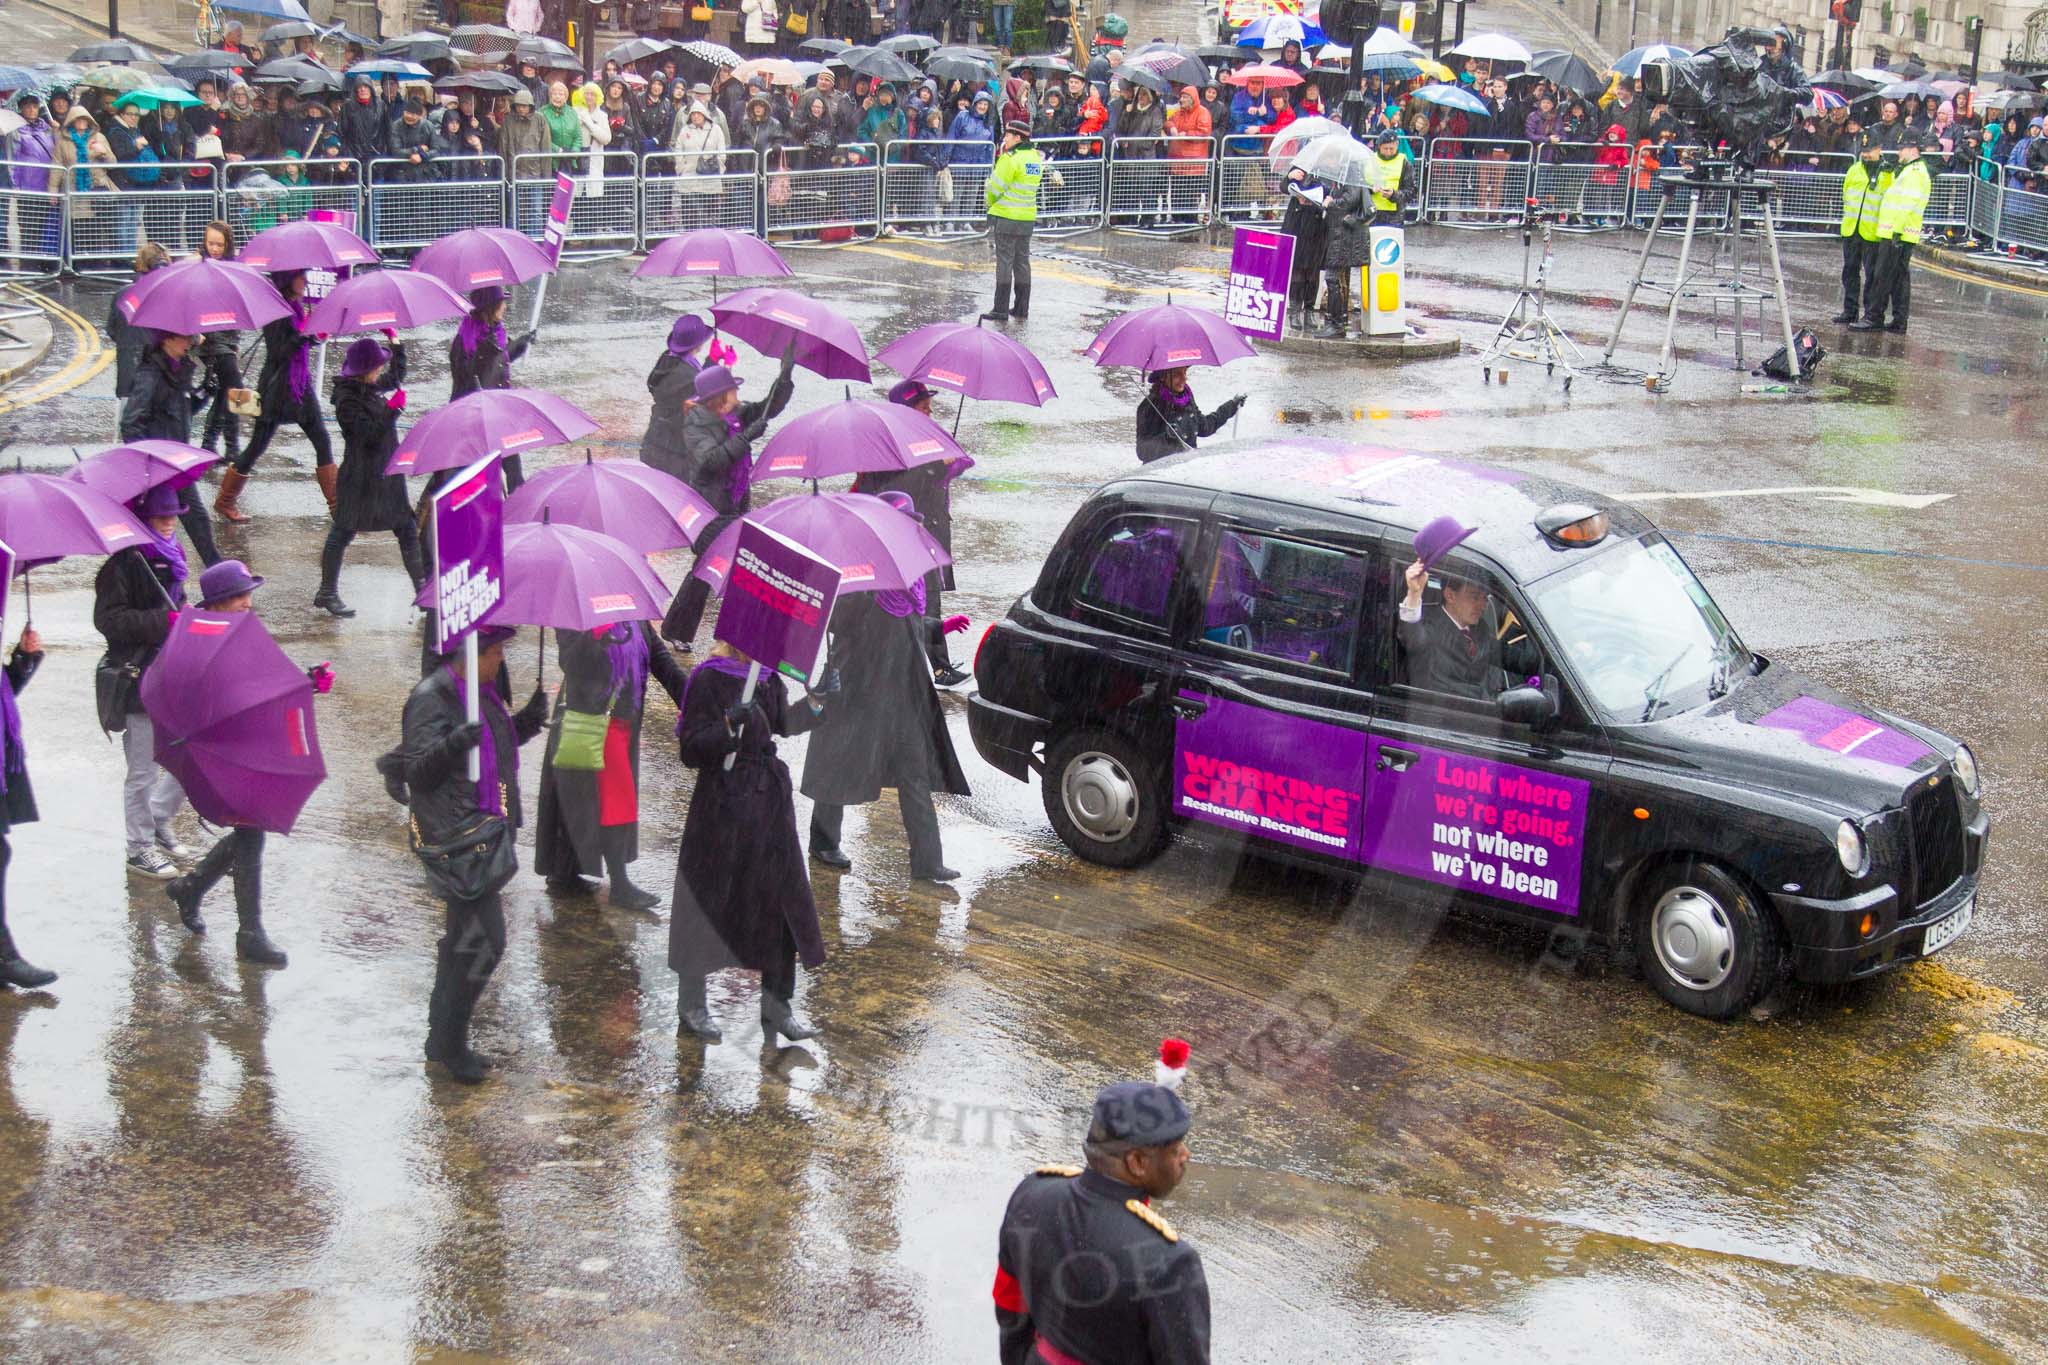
[443,663,511,816]
[140,522,189,601]
[876,578,927,619]
[0,671,21,797]
[455,311,507,358]
[676,655,755,738]
[286,297,312,402]
[723,409,753,508]
[603,623,649,707]
[1153,381,1193,409]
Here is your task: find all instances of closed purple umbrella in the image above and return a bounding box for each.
[387,388,599,476]
[637,229,792,302]
[689,491,949,596]
[118,258,292,334]
[237,218,378,272]
[751,399,961,483]
[1086,299,1258,371]
[411,226,557,293]
[711,287,872,382]
[303,267,470,335]
[504,452,719,552]
[139,610,326,835]
[67,440,218,502]
[412,521,670,629]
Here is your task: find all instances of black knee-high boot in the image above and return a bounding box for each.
[165,832,238,934]
[759,932,816,1042]
[676,971,720,1041]
[0,837,56,990]
[231,829,286,967]
[601,825,660,912]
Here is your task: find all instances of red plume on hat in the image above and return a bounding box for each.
[1156,1037,1190,1091]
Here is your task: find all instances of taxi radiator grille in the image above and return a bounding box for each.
[1907,776,1965,908]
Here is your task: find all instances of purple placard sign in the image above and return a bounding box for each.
[431,454,505,655]
[713,522,842,687]
[1755,696,1933,769]
[1172,692,1366,859]
[542,171,576,267]
[1361,738,1589,914]
[1223,227,1295,341]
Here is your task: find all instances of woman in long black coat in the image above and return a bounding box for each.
[317,334,423,618]
[448,285,535,490]
[1134,366,1243,463]
[229,269,338,514]
[533,621,687,911]
[118,330,221,567]
[0,628,54,991]
[669,646,827,1043]
[802,585,969,883]
[640,313,711,479]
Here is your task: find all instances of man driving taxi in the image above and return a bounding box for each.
[1397,517,1540,700]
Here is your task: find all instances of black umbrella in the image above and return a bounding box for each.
[69,39,154,64]
[1976,71,2035,91]
[164,50,251,80]
[1890,60,1928,79]
[1126,43,1209,89]
[252,56,329,86]
[1009,54,1078,77]
[1119,64,1173,97]
[328,28,378,50]
[262,20,319,42]
[1812,68,1878,92]
[838,47,922,82]
[799,37,852,56]
[606,36,677,65]
[515,35,579,67]
[879,34,939,56]
[1880,79,1940,100]
[436,69,529,95]
[452,22,521,49]
[294,70,345,96]
[1529,49,1604,97]
[378,32,453,64]
[926,53,997,83]
[1194,44,1254,64]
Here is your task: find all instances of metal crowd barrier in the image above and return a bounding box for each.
[763,142,881,244]
[1971,164,2005,246]
[1034,136,1107,236]
[0,160,66,278]
[643,147,763,241]
[223,158,363,243]
[1421,139,1533,228]
[1215,133,1284,224]
[1106,136,1212,235]
[1626,146,1732,233]
[1529,141,1632,230]
[1924,170,1974,230]
[881,140,994,239]
[368,154,505,252]
[519,151,638,258]
[66,160,220,276]
[1980,166,2048,257]
[1745,153,1854,234]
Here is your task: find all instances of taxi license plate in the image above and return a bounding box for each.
[1922,899,1973,957]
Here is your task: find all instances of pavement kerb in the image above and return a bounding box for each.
[19,0,189,59]
[1922,245,2048,292]
[0,308,55,390]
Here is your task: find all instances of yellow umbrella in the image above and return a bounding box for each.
[1416,59,1455,81]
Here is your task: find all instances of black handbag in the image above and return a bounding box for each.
[94,653,140,735]
[408,812,517,902]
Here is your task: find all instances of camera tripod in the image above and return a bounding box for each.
[1600,162,1803,390]
[1478,200,1588,391]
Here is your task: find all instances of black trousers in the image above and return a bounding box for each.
[201,352,242,461]
[178,483,221,569]
[1866,239,1913,326]
[0,835,14,959]
[183,827,266,925]
[237,393,334,471]
[431,890,506,1033]
[811,778,943,872]
[662,512,738,645]
[321,518,427,594]
[990,220,1033,315]
[1839,234,1873,316]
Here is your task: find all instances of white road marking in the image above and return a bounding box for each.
[1614,486,1954,510]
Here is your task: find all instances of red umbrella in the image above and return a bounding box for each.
[1224,63,1304,86]
[504,452,718,552]
[751,398,962,482]
[711,287,872,382]
[118,258,291,334]
[387,388,600,477]
[303,268,470,335]
[411,226,557,293]
[67,440,218,502]
[237,218,378,271]
[1087,299,1258,371]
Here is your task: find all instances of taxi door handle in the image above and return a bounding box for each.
[1170,696,1207,720]
[1377,746,1420,773]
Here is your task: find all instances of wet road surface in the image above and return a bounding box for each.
[2,184,2047,1359]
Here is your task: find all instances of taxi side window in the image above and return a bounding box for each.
[1071,515,1196,630]
[1387,558,1545,700]
[1198,530,1369,675]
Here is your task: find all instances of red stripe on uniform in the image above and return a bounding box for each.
[991,1264,1025,1313]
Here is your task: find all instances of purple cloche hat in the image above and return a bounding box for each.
[339,336,389,378]
[668,313,711,356]
[197,558,265,607]
[1413,515,1477,569]
[693,365,741,401]
[133,482,184,518]
[887,377,934,406]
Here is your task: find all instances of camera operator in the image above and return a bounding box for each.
[1852,138,1931,334]
[1761,26,1803,92]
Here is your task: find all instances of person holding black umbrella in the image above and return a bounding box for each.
[0,622,53,992]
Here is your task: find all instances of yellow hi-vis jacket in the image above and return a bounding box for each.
[1839,158,1890,242]
[1364,148,1405,213]
[1875,157,1931,245]
[985,145,1045,223]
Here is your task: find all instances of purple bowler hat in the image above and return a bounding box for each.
[1413,515,1478,568]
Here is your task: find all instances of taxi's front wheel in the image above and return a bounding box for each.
[1043,730,1169,868]
[1633,862,1785,1020]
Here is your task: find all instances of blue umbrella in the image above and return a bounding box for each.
[1610,43,1691,77]
[214,0,312,19]
[0,66,39,95]
[1237,15,1326,48]
[1346,53,1424,76]
[344,58,433,79]
[1414,83,1491,116]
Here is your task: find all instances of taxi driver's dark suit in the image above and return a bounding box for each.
[1399,601,1541,699]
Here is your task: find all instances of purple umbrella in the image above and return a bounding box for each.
[303,268,470,335]
[504,452,718,552]
[752,398,961,483]
[711,287,872,382]
[690,491,949,596]
[0,467,151,621]
[875,318,1057,435]
[388,388,600,477]
[1087,299,1258,372]
[413,521,670,629]
[637,229,792,301]
[67,440,218,502]
[139,610,326,835]
[411,226,557,293]
[237,218,378,272]
[118,258,292,334]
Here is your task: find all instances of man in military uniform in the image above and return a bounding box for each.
[993,1081,1210,1364]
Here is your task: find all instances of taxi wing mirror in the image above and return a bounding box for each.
[1498,680,1559,730]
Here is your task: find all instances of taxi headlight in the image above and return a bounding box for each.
[1836,819,1869,877]
[1952,743,1980,798]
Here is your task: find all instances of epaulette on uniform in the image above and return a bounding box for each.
[1034,1164,1083,1177]
[1125,1199,1178,1243]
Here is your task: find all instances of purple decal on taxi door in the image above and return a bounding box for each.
[1754,696,1934,769]
[1172,693,1367,860]
[1360,738,1589,914]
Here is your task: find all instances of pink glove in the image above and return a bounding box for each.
[307,662,335,694]
[942,614,970,635]
[386,387,406,411]
[166,609,179,626]
[381,327,398,341]
[707,337,738,368]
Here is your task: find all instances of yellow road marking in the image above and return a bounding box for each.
[1918,255,2048,299]
[837,240,1229,293]
[0,285,109,414]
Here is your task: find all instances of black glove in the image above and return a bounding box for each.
[516,685,548,728]
[809,665,843,698]
[445,719,484,754]
[741,415,770,442]
[723,699,755,729]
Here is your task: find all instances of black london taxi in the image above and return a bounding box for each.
[967,441,1989,1019]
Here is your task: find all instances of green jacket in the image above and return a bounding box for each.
[541,102,582,153]
[1839,158,1889,241]
[1876,157,1930,244]
[985,144,1044,223]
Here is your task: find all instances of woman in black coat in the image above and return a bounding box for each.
[196,220,246,480]
[448,285,535,489]
[669,645,827,1043]
[118,330,222,567]
[0,628,53,991]
[1135,366,1243,463]
[640,313,711,479]
[1318,182,1370,338]
[1277,166,1329,333]
[317,334,423,618]
[227,269,337,516]
[533,621,687,910]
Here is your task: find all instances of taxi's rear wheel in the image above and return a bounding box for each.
[1043,729,1168,868]
[1633,862,1784,1020]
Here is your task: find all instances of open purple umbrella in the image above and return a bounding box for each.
[504,452,718,552]
[875,319,1057,435]
[413,520,670,629]
[67,440,218,502]
[711,287,872,382]
[139,610,326,835]
[303,268,470,335]
[689,491,949,596]
[237,218,378,272]
[119,258,292,334]
[411,226,557,293]
[0,467,150,621]
[388,388,599,476]
[751,399,961,483]
[1087,299,1258,372]
[637,229,792,301]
